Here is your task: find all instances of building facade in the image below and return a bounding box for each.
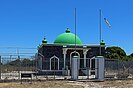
[37,28,105,75]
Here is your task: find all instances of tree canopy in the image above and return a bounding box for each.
[6,58,35,67]
[105,46,128,60]
[127,53,133,58]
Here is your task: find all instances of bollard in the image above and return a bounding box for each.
[95,56,104,80]
[71,56,79,80]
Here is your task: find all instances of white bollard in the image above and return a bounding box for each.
[95,56,104,80]
[71,56,79,80]
[95,58,98,78]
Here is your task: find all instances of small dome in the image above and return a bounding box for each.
[100,40,105,45]
[42,37,47,44]
[54,28,82,44]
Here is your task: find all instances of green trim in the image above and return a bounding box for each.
[95,56,104,58]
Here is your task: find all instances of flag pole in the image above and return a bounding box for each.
[74,8,77,56]
[99,9,102,55]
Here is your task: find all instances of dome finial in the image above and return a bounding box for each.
[65,28,70,33]
[42,36,47,44]
[100,40,105,45]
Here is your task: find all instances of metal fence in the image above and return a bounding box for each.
[0,48,133,81]
[0,55,37,80]
[105,58,133,79]
[0,47,37,81]
[39,58,133,80]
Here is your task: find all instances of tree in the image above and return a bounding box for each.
[6,58,35,67]
[21,59,35,67]
[128,53,133,58]
[126,53,133,61]
[7,59,21,66]
[105,46,127,60]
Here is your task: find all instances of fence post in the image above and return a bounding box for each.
[118,59,120,79]
[35,53,38,79]
[18,55,21,80]
[0,56,1,80]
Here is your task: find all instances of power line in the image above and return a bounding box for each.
[0,47,37,49]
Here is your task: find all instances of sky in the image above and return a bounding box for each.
[0,0,133,55]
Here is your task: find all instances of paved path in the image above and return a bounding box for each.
[67,81,102,88]
[91,82,102,88]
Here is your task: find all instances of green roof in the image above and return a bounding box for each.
[54,28,82,44]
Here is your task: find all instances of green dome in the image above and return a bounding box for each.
[54,28,82,44]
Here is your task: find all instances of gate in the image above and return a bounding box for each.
[78,58,98,80]
[71,56,104,80]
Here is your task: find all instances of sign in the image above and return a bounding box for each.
[21,73,32,78]
[21,73,32,84]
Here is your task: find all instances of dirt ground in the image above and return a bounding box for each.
[98,80,133,88]
[0,80,133,88]
[0,81,83,88]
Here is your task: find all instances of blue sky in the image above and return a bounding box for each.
[0,0,133,55]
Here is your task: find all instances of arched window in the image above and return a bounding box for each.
[50,56,59,70]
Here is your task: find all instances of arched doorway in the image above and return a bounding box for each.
[70,51,80,68]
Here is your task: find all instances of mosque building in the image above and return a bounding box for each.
[37,28,105,75]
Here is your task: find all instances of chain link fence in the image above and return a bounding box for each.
[105,58,133,79]
[0,47,37,81]
[0,55,37,80]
